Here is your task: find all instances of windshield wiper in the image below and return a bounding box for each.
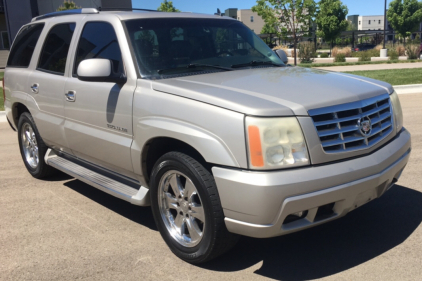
[157,63,233,74]
[231,60,284,69]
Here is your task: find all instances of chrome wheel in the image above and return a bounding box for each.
[21,122,39,169]
[158,170,205,247]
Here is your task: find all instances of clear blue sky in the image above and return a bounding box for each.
[132,0,395,16]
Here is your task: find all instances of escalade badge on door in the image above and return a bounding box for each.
[358,116,372,136]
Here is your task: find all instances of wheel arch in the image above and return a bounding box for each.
[11,102,31,128]
[141,137,210,184]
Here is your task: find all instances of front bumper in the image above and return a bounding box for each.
[212,128,411,238]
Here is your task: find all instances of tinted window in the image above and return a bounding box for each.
[7,24,44,67]
[74,22,123,75]
[38,23,76,74]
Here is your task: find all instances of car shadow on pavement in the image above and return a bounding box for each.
[63,179,158,231]
[201,185,422,280]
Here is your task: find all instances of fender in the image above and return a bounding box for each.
[131,116,241,186]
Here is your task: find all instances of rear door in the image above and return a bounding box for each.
[27,20,76,153]
[63,19,136,178]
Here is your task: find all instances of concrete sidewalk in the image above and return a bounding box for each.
[316,62,422,72]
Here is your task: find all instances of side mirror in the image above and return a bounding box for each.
[77,59,127,84]
[275,49,289,64]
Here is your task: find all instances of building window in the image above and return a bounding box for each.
[1,32,10,49]
[379,20,381,24]
[359,21,361,25]
[251,16,254,22]
[369,20,371,24]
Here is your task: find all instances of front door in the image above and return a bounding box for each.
[64,21,135,178]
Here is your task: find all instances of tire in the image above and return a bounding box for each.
[18,112,56,179]
[150,152,239,264]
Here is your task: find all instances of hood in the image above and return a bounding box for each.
[151,67,393,116]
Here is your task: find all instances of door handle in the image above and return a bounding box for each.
[65,91,76,102]
[30,83,39,94]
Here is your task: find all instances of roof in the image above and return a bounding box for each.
[32,8,234,22]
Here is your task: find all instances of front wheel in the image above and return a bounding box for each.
[150,152,238,264]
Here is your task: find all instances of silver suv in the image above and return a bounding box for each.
[3,9,411,264]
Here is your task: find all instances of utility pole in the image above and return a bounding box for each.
[381,0,388,57]
[292,0,297,66]
[383,0,387,49]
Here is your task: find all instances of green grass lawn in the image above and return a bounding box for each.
[0,87,3,111]
[344,68,422,86]
[299,59,421,68]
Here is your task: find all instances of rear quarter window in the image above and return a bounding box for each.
[7,23,45,68]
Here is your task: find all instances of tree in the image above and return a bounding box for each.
[261,22,278,34]
[387,0,422,44]
[57,0,81,11]
[157,0,180,12]
[316,0,348,53]
[346,21,357,31]
[252,0,317,65]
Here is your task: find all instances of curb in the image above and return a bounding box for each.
[394,84,422,95]
[0,111,6,123]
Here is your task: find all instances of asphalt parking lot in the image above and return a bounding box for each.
[1,93,421,281]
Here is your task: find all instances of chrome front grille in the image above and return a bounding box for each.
[308,94,394,153]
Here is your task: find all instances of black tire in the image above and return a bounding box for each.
[150,152,239,264]
[18,112,56,179]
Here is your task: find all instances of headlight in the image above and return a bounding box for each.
[390,90,403,133]
[245,117,310,170]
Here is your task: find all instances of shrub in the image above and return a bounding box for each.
[298,42,315,63]
[359,51,371,62]
[389,49,399,60]
[272,45,288,51]
[335,53,346,62]
[375,44,383,51]
[367,49,380,57]
[331,47,352,58]
[331,47,340,58]
[320,53,329,58]
[405,44,420,60]
[396,45,405,56]
[341,47,352,57]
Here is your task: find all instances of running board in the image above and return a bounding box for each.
[44,149,150,206]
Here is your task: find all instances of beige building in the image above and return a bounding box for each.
[236,9,265,34]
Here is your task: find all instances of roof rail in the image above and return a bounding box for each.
[99,7,161,12]
[32,8,99,22]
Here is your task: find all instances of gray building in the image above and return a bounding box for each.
[0,0,132,50]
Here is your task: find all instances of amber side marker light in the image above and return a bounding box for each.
[248,125,264,167]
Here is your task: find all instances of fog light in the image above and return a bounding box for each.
[283,210,308,225]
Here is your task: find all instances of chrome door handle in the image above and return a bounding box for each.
[30,83,39,94]
[65,91,76,102]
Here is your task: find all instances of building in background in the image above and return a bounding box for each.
[0,0,132,50]
[215,8,265,34]
[237,9,265,34]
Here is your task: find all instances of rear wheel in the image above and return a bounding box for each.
[18,112,56,178]
[150,152,239,264]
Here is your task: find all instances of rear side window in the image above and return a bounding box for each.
[38,23,76,75]
[7,24,44,67]
[73,22,124,75]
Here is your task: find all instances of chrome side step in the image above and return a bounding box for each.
[45,149,150,206]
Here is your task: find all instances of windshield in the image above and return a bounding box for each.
[124,18,284,79]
